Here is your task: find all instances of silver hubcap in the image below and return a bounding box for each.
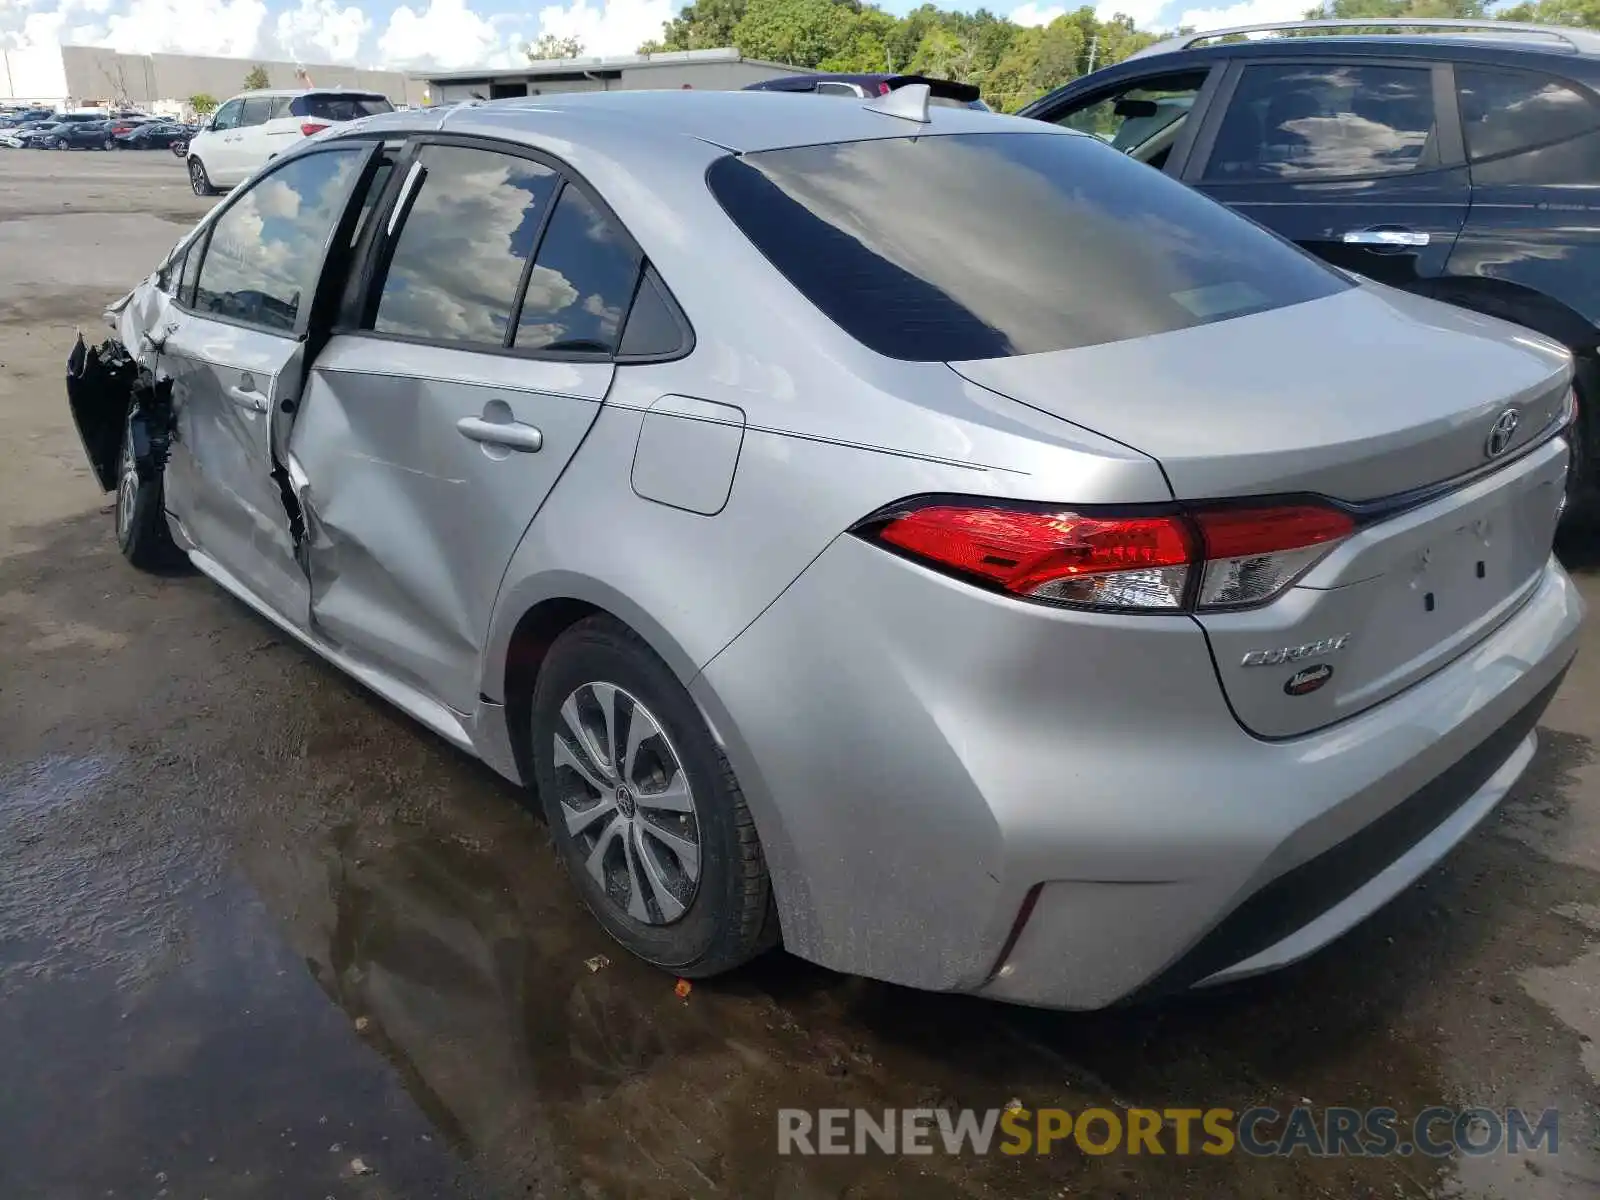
[189,161,204,192]
[553,682,700,925]
[115,427,137,540]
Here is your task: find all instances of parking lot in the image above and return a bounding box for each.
[3,147,1600,1198]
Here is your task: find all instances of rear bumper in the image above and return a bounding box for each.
[695,536,1583,1010]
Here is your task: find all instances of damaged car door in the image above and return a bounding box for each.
[160,142,376,626]
[287,141,632,714]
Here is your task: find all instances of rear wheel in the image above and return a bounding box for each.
[531,616,776,977]
[102,136,114,151]
[187,155,215,196]
[115,410,180,571]
[52,137,67,151]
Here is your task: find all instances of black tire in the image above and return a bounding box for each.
[187,155,215,196]
[531,615,776,977]
[114,409,180,571]
[102,136,114,151]
[53,137,67,151]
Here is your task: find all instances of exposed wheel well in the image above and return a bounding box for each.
[502,597,601,781]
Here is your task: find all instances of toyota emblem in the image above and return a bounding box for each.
[1485,408,1520,459]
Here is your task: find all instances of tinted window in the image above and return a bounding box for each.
[193,147,364,332]
[1056,71,1206,162]
[269,96,294,120]
[211,100,242,130]
[618,268,685,358]
[815,82,859,97]
[1205,63,1437,181]
[294,94,394,122]
[1457,66,1600,161]
[374,144,558,345]
[513,185,640,352]
[239,97,273,127]
[708,132,1346,361]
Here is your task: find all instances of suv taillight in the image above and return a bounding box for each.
[300,120,330,137]
[855,497,1356,613]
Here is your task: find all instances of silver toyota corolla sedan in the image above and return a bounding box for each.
[65,88,1582,1009]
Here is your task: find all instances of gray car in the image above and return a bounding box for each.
[66,88,1583,1009]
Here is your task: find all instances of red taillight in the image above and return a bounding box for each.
[860,498,1356,612]
[877,82,891,95]
[300,120,330,137]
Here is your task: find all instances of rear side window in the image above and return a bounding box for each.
[269,96,294,120]
[1204,63,1438,181]
[513,185,640,352]
[708,131,1347,362]
[373,144,558,345]
[193,146,366,332]
[1456,66,1600,161]
[293,94,394,122]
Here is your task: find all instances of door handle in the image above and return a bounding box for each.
[456,415,543,453]
[227,384,268,413]
[1341,227,1429,249]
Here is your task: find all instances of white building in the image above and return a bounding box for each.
[415,48,801,106]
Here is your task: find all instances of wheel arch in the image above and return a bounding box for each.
[482,573,809,946]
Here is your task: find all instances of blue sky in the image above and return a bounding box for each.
[0,0,1309,70]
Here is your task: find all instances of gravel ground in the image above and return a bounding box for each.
[2,148,1598,1200]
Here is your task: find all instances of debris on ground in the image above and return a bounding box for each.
[674,978,692,999]
[354,1015,370,1032]
[350,1156,374,1176]
[584,955,610,973]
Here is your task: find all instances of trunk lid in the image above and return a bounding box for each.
[949,286,1571,503]
[951,284,1574,738]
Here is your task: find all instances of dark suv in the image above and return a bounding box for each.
[1022,18,1600,508]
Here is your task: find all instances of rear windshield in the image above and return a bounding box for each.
[292,94,394,122]
[707,131,1348,361]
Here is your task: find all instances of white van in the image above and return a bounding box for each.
[185,88,393,195]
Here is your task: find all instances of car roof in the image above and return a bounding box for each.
[228,87,389,100]
[340,88,1024,155]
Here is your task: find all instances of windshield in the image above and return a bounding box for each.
[707,130,1347,362]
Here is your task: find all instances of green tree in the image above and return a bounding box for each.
[642,0,750,52]
[528,33,584,59]
[1496,0,1600,25]
[243,65,270,90]
[188,93,218,116]
[732,0,859,69]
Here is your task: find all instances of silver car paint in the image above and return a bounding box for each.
[104,91,1584,1008]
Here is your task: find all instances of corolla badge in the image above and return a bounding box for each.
[1485,408,1520,459]
[1240,633,1352,668]
[1285,663,1334,696]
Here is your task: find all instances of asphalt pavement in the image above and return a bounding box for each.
[1,148,1598,1199]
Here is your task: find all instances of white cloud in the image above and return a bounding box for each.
[1174,0,1311,31]
[533,0,675,57]
[273,0,370,63]
[378,0,520,69]
[1008,3,1065,28]
[98,0,269,58]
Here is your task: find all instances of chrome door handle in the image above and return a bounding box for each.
[1341,227,1429,248]
[456,415,543,453]
[226,385,267,413]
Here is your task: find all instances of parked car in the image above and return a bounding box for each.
[43,119,120,151]
[745,72,989,109]
[115,121,195,151]
[66,90,1581,1009]
[184,87,394,195]
[0,107,55,127]
[1020,17,1600,513]
[0,120,56,148]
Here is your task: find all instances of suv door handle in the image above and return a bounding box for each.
[456,415,543,453]
[227,384,268,413]
[1342,227,1429,249]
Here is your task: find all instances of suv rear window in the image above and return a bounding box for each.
[292,93,394,122]
[707,131,1347,362]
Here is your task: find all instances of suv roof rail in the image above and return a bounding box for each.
[1126,18,1600,62]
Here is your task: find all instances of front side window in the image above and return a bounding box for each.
[1204,63,1437,181]
[513,185,640,352]
[1055,71,1207,166]
[239,98,273,127]
[708,131,1347,362]
[211,100,243,131]
[373,144,558,345]
[193,146,366,332]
